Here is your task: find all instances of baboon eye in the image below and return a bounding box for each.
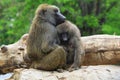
[40,9,47,15]
[43,9,47,12]
[54,9,58,13]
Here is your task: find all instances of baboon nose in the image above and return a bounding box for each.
[62,16,66,22]
[60,15,66,24]
[60,14,66,22]
[56,13,66,25]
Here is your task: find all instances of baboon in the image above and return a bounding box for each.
[57,20,85,71]
[26,4,66,71]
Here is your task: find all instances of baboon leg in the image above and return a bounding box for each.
[30,46,66,71]
[68,50,85,72]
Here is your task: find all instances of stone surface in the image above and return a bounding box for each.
[7,65,120,80]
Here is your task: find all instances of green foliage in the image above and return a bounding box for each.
[84,15,99,28]
[101,0,120,35]
[0,0,120,45]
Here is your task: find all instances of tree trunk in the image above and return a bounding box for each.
[82,34,120,65]
[0,34,120,74]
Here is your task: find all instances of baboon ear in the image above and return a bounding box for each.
[40,9,47,16]
[1,45,8,53]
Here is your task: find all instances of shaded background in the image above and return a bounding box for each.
[0,0,120,45]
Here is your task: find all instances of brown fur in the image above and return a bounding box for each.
[26,4,66,71]
[57,20,85,71]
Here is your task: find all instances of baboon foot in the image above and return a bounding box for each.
[68,64,80,72]
[57,69,65,73]
[30,61,40,69]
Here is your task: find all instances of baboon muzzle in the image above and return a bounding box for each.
[55,12,66,26]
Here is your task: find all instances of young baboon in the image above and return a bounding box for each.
[26,4,66,71]
[57,20,85,71]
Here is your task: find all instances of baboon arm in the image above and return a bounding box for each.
[40,23,59,53]
[71,47,80,67]
[41,41,54,54]
[75,40,85,66]
[41,43,59,54]
[41,35,57,54]
[56,36,60,44]
[70,37,84,66]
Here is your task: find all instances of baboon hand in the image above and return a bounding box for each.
[68,64,80,72]
[42,44,59,54]
[41,47,53,54]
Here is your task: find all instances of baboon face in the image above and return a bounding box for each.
[36,4,66,26]
[57,21,72,45]
[58,32,70,45]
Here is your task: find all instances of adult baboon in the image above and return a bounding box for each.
[26,4,66,71]
[57,20,85,71]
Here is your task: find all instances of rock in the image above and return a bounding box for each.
[7,65,120,80]
[0,34,28,73]
[0,73,13,80]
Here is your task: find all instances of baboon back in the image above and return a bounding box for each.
[26,4,66,71]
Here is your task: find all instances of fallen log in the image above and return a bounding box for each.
[0,34,120,74]
[6,65,120,80]
[0,34,28,74]
[82,35,120,65]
